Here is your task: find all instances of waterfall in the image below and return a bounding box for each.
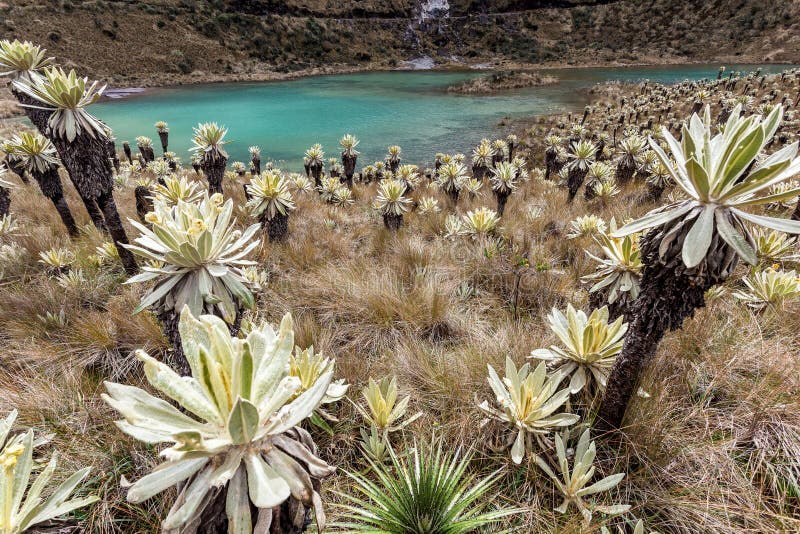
[419,0,449,22]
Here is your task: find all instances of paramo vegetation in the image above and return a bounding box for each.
[0,40,800,533]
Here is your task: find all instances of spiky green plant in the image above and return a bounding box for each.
[583,220,643,316]
[150,174,204,206]
[2,132,57,174]
[479,358,579,464]
[462,207,500,238]
[2,131,78,235]
[335,437,519,533]
[126,193,258,321]
[125,194,259,369]
[567,215,607,239]
[599,104,800,430]
[0,39,53,82]
[530,305,627,399]
[733,267,800,309]
[246,170,295,242]
[583,161,613,201]
[535,429,629,524]
[375,179,411,230]
[13,67,106,142]
[103,307,337,532]
[490,161,518,216]
[395,164,420,191]
[566,139,597,201]
[418,196,441,214]
[190,123,229,195]
[0,410,98,534]
[752,227,800,266]
[356,376,421,436]
[615,135,647,184]
[339,134,360,157]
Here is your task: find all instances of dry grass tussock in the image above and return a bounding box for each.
[2,75,800,531]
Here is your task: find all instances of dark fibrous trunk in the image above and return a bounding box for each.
[495,190,510,216]
[265,212,289,242]
[342,154,357,187]
[615,159,636,185]
[139,145,155,164]
[472,164,487,181]
[507,142,515,161]
[158,131,169,154]
[122,142,133,164]
[49,126,135,273]
[4,155,28,183]
[567,167,588,202]
[309,163,322,188]
[251,156,261,176]
[97,190,138,275]
[597,215,740,431]
[0,187,9,217]
[32,167,78,236]
[583,180,598,201]
[544,148,561,180]
[201,156,227,195]
[383,212,402,230]
[52,195,79,237]
[135,185,153,223]
[447,188,459,206]
[107,138,120,173]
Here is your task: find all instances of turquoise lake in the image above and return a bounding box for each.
[93,64,794,171]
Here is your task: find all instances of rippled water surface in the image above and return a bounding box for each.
[93,64,793,170]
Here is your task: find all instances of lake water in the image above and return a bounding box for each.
[93,64,794,171]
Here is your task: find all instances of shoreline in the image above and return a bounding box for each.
[95,56,798,98]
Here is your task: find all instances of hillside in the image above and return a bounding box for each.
[1,0,798,85]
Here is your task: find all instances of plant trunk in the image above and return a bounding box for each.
[615,159,636,185]
[123,142,133,164]
[342,154,357,187]
[383,212,402,230]
[202,156,227,195]
[80,195,108,232]
[4,155,28,183]
[495,190,510,216]
[49,127,137,274]
[507,142,515,161]
[447,188,459,206]
[472,164,487,181]
[97,190,138,275]
[265,212,289,242]
[644,182,666,204]
[135,185,153,223]
[596,220,739,432]
[13,89,116,235]
[158,131,169,154]
[107,138,120,173]
[567,166,588,203]
[32,167,79,237]
[196,489,311,534]
[251,155,261,176]
[0,186,9,217]
[309,163,322,188]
